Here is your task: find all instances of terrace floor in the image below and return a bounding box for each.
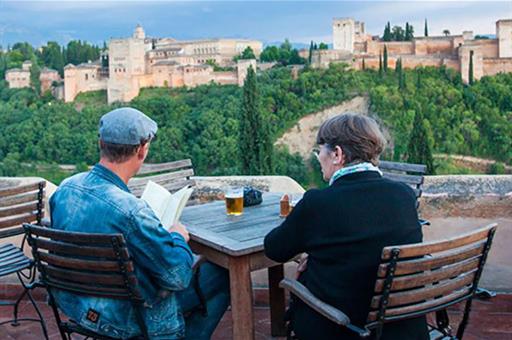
[0,294,511,339]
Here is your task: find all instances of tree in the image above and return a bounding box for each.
[424,19,429,37]
[239,66,272,175]
[235,46,256,61]
[383,45,388,73]
[443,29,450,37]
[318,42,328,50]
[405,23,414,41]
[396,58,405,90]
[379,53,383,77]
[383,22,392,41]
[469,50,474,85]
[391,26,405,41]
[308,41,314,64]
[408,111,435,174]
[30,63,41,96]
[362,58,366,71]
[41,41,65,75]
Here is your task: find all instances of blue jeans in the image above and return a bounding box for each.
[177,261,230,340]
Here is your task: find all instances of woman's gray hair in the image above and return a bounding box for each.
[316,113,386,166]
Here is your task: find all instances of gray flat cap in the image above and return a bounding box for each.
[99,107,158,145]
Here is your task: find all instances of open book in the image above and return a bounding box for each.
[141,180,194,228]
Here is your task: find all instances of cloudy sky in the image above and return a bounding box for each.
[0,1,510,47]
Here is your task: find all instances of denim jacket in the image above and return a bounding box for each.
[49,164,194,339]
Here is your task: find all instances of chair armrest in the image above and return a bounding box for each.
[279,278,351,326]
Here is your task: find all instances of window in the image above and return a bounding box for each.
[85,74,89,80]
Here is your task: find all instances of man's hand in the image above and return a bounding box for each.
[296,253,308,279]
[168,221,190,242]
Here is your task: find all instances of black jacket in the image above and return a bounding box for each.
[264,171,428,340]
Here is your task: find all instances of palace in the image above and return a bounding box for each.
[311,18,512,83]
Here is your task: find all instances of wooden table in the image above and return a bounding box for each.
[181,193,289,340]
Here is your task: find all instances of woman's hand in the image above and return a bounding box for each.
[296,253,309,279]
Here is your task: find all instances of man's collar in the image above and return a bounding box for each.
[91,163,131,193]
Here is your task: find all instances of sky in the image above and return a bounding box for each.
[0,0,510,48]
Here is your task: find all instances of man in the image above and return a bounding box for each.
[50,107,230,339]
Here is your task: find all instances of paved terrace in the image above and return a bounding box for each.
[0,175,511,339]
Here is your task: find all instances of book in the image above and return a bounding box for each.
[141,180,194,229]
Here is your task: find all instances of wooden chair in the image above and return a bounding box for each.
[0,181,48,338]
[280,223,497,340]
[128,159,196,198]
[23,224,150,340]
[379,161,429,225]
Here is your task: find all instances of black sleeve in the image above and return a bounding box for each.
[264,190,317,263]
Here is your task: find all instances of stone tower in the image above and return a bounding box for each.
[108,25,146,103]
[133,24,145,40]
[333,18,355,53]
[496,19,512,58]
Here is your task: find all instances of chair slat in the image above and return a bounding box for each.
[381,224,496,260]
[0,181,45,197]
[374,257,480,292]
[377,241,486,277]
[137,159,193,175]
[381,172,424,186]
[0,253,30,268]
[371,271,476,308]
[26,225,124,245]
[0,191,40,208]
[42,264,135,286]
[33,238,129,260]
[0,201,39,218]
[368,287,471,322]
[379,161,427,174]
[46,277,132,299]
[0,211,40,230]
[128,169,194,188]
[0,227,25,238]
[38,252,133,272]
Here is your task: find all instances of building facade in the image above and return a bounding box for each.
[312,18,512,83]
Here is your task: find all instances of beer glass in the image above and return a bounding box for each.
[225,187,244,215]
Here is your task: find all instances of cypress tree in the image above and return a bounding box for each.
[424,19,429,37]
[30,62,41,96]
[378,53,383,77]
[408,110,435,174]
[383,45,388,73]
[239,66,272,175]
[362,58,366,71]
[383,22,392,41]
[308,40,314,65]
[469,50,474,85]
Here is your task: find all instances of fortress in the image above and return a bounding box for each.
[64,25,262,103]
[311,18,512,83]
[6,25,261,103]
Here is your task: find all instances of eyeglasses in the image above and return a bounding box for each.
[311,147,320,160]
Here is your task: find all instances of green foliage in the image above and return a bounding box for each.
[407,111,435,174]
[233,46,256,61]
[383,22,414,41]
[259,40,305,66]
[30,63,41,96]
[383,45,388,73]
[424,19,429,37]
[0,60,511,186]
[239,67,272,175]
[41,41,65,76]
[488,162,506,174]
[469,50,474,85]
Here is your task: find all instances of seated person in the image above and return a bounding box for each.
[264,113,428,340]
[50,107,230,339]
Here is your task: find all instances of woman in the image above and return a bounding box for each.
[264,113,428,339]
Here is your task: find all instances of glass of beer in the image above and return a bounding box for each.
[225,187,244,215]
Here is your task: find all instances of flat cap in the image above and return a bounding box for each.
[99,107,157,145]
